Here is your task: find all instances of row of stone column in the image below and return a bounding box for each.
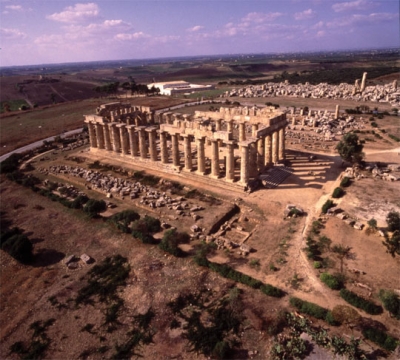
[87,121,285,185]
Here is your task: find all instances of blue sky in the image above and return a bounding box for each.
[0,0,398,67]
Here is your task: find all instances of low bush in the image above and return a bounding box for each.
[322,200,335,214]
[332,187,344,199]
[0,153,23,173]
[0,227,33,263]
[339,289,383,315]
[158,229,189,257]
[289,297,329,322]
[320,273,344,290]
[110,210,140,233]
[379,289,400,319]
[362,327,399,351]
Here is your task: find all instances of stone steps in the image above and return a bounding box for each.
[259,166,293,188]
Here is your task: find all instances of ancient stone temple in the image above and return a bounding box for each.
[84,102,287,190]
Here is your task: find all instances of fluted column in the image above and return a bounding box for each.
[226,141,235,182]
[216,119,222,131]
[196,137,206,175]
[249,142,258,177]
[278,127,285,161]
[160,131,168,164]
[87,122,97,148]
[137,126,147,159]
[257,137,264,170]
[126,125,138,157]
[240,144,249,184]
[95,123,104,149]
[103,123,112,151]
[227,120,233,133]
[183,135,193,171]
[172,133,180,167]
[251,123,259,137]
[265,135,272,165]
[110,123,121,152]
[147,128,157,161]
[210,139,220,178]
[272,131,279,163]
[239,123,246,142]
[118,124,128,155]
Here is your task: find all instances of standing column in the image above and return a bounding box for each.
[137,127,147,159]
[239,123,246,142]
[126,125,138,157]
[227,120,233,133]
[240,144,249,184]
[95,123,105,149]
[183,135,193,171]
[272,131,279,163]
[103,123,112,151]
[110,124,121,152]
[196,137,206,175]
[210,139,220,178]
[225,141,235,182]
[216,119,222,131]
[118,125,128,155]
[249,142,258,177]
[257,137,265,170]
[251,123,259,137]
[160,131,168,164]
[278,127,285,161]
[87,122,97,148]
[171,133,180,167]
[147,128,158,161]
[265,135,272,165]
[335,105,340,119]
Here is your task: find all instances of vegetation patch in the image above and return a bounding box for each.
[320,272,344,290]
[339,289,383,315]
[362,326,399,351]
[289,297,337,325]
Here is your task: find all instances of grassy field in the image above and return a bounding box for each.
[0,99,30,113]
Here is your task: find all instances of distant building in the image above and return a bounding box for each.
[147,80,214,96]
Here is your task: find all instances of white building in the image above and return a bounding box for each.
[147,80,214,96]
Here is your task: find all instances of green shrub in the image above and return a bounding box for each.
[362,327,399,351]
[313,261,322,269]
[332,187,344,199]
[379,289,400,319]
[0,153,23,173]
[84,199,107,217]
[158,229,189,257]
[289,297,328,320]
[0,227,33,263]
[339,289,383,315]
[260,284,285,298]
[320,273,344,290]
[322,200,335,214]
[110,210,140,233]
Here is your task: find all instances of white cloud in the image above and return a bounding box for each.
[115,32,150,41]
[47,3,99,23]
[311,21,324,29]
[5,5,22,10]
[327,12,398,28]
[316,30,325,37]
[241,12,284,23]
[1,27,26,39]
[332,0,376,13]
[294,9,316,20]
[187,25,204,32]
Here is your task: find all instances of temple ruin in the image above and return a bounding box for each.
[84,102,288,190]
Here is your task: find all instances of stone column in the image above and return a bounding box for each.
[335,105,340,119]
[196,137,206,175]
[147,128,157,161]
[127,125,138,157]
[118,124,128,155]
[110,123,121,152]
[240,144,249,184]
[239,123,246,142]
[272,131,279,163]
[227,120,233,133]
[216,119,222,131]
[182,135,193,171]
[265,135,272,165]
[103,123,112,151]
[251,123,258,137]
[226,141,235,182]
[257,137,264,170]
[87,122,97,148]
[361,72,367,92]
[249,142,258,177]
[210,139,220,178]
[278,127,285,161]
[171,133,180,167]
[137,126,147,159]
[95,123,104,149]
[160,131,168,164]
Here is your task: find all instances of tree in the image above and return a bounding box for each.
[382,230,400,257]
[332,305,361,327]
[158,229,189,257]
[386,211,400,232]
[336,133,364,164]
[332,187,344,198]
[84,199,107,217]
[379,289,400,319]
[332,245,351,273]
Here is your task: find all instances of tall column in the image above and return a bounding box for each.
[227,120,233,133]
[239,123,246,142]
[216,119,222,131]
[182,135,193,171]
[251,123,259,137]
[335,105,340,119]
[265,135,272,165]
[360,72,367,92]
[110,123,121,152]
[160,131,168,164]
[278,128,285,161]
[210,139,220,178]
[226,141,235,182]
[257,137,264,170]
[249,142,258,177]
[118,125,128,155]
[172,134,180,167]
[240,144,249,184]
[196,137,206,175]
[87,122,97,148]
[95,123,105,149]
[272,131,279,163]
[103,123,112,151]
[137,127,147,159]
[127,125,138,157]
[146,128,157,161]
